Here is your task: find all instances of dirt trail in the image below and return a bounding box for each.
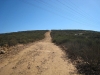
[0,31,77,75]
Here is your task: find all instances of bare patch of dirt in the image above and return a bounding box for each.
[0,31,78,75]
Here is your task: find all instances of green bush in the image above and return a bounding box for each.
[0,30,47,47]
[51,30,100,75]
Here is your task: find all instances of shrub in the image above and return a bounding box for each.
[0,30,47,47]
[51,30,100,75]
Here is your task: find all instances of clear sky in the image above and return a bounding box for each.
[0,0,100,33]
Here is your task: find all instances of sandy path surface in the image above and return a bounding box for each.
[0,31,77,75]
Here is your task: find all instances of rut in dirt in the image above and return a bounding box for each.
[0,31,78,75]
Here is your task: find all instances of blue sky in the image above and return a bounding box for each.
[0,0,100,33]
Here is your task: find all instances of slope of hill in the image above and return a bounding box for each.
[0,30,48,61]
[0,30,48,47]
[51,30,100,75]
[0,31,78,75]
[1,29,100,75]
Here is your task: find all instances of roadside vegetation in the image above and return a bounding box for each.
[0,30,47,47]
[51,30,100,75]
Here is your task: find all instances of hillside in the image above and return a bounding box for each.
[0,31,77,75]
[0,30,47,61]
[51,30,100,75]
[0,30,48,47]
[0,30,100,75]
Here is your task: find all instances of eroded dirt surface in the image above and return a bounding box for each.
[0,31,78,75]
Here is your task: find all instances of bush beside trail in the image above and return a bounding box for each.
[0,30,48,47]
[51,30,100,75]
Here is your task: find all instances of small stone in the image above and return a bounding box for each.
[0,50,6,54]
[28,67,30,69]
[37,66,39,67]
[12,66,16,69]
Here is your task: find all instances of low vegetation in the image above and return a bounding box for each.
[0,30,47,47]
[51,30,100,75]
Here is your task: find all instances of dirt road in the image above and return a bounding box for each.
[0,31,77,75]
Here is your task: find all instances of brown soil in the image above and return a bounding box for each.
[0,31,78,75]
